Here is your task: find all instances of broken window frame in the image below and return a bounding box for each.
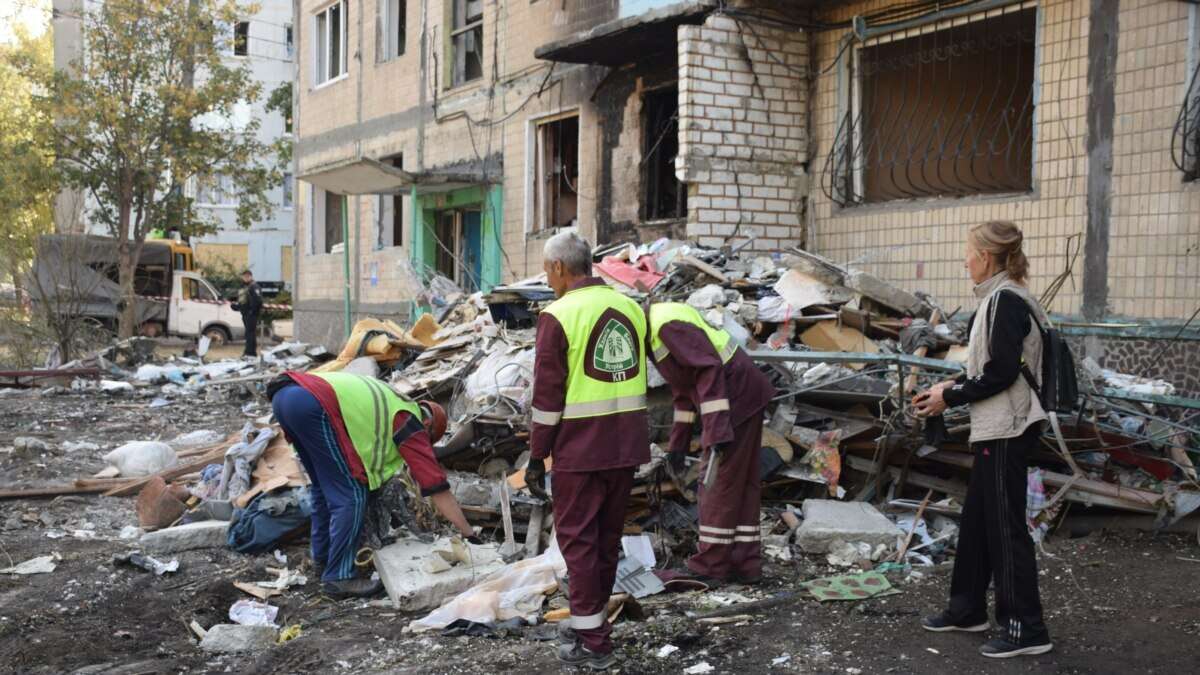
[376,155,405,249]
[314,0,349,87]
[285,23,294,58]
[233,21,249,57]
[379,0,406,62]
[527,110,580,234]
[641,85,687,222]
[448,0,483,87]
[822,2,1038,208]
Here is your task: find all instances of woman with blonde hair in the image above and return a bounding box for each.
[912,220,1053,658]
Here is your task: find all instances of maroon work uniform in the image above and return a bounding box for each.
[654,321,774,580]
[531,278,649,654]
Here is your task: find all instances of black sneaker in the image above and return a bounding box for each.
[921,612,990,633]
[556,642,617,671]
[322,577,384,600]
[980,635,1053,658]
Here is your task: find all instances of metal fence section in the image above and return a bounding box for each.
[823,7,1037,207]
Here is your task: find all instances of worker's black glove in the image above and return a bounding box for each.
[231,302,242,312]
[668,450,688,474]
[708,442,729,459]
[525,457,549,501]
[465,534,484,546]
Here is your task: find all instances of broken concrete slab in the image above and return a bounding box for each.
[796,500,902,553]
[843,269,929,318]
[198,624,276,653]
[140,520,229,554]
[374,537,506,611]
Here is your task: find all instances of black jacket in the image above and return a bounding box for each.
[943,290,1032,407]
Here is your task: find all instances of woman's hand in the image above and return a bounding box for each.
[912,384,949,418]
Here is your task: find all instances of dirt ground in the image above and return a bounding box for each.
[1,387,1198,675]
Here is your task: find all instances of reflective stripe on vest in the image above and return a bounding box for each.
[542,284,648,420]
[313,372,422,490]
[648,302,737,364]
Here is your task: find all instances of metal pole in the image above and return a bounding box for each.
[341,195,351,338]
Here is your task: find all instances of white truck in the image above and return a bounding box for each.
[30,234,246,345]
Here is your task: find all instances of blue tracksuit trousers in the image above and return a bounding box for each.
[271,384,368,582]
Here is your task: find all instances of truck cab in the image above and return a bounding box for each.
[168,271,244,345]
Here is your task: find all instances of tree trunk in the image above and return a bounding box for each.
[116,195,136,339]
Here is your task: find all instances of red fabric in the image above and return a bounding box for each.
[654,321,775,453]
[595,256,664,290]
[551,467,636,654]
[283,371,368,484]
[392,411,448,492]
[530,278,650,472]
[687,415,764,580]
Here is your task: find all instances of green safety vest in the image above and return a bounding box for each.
[539,284,647,422]
[313,372,422,490]
[648,302,738,364]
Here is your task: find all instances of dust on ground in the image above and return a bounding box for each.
[1,389,1198,675]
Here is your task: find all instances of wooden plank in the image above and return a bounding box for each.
[676,255,729,283]
[103,448,226,497]
[0,484,115,500]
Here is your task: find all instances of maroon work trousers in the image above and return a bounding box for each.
[551,466,635,654]
[687,414,763,580]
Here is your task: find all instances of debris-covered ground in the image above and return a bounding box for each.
[1,392,1198,674]
[3,239,1199,673]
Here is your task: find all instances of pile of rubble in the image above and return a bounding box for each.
[3,236,1198,649]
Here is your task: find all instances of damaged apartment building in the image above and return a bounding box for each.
[292,0,1200,394]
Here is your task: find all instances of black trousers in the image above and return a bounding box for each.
[242,312,259,357]
[947,424,1049,642]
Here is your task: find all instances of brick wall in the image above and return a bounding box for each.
[676,11,808,251]
[807,0,1200,323]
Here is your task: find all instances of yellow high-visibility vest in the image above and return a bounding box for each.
[536,284,648,423]
[312,372,421,490]
[648,302,737,364]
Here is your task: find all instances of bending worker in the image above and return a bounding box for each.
[268,371,476,599]
[649,301,774,584]
[526,231,648,670]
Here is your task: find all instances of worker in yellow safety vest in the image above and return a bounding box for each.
[648,302,774,584]
[527,231,648,669]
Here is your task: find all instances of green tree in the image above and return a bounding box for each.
[0,21,56,286]
[16,0,282,338]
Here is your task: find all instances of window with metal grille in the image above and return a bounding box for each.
[823,6,1037,207]
[1172,61,1200,181]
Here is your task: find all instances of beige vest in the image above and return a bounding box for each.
[965,272,1049,444]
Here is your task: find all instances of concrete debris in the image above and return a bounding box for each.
[139,520,230,554]
[0,553,61,575]
[375,537,506,612]
[797,501,902,554]
[198,624,277,653]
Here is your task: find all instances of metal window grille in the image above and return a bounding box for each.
[1171,60,1200,181]
[823,7,1037,207]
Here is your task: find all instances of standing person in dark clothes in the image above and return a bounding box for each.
[648,301,774,584]
[232,270,262,357]
[527,231,648,670]
[913,220,1054,658]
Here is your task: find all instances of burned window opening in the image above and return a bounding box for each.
[324,191,345,253]
[642,86,686,221]
[450,0,483,87]
[233,21,249,56]
[1171,60,1200,181]
[823,7,1036,207]
[533,114,579,232]
[377,155,404,248]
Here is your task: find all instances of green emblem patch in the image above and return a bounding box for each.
[593,319,636,373]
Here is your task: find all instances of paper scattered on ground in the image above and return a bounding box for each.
[656,644,680,658]
[229,599,279,627]
[684,662,715,674]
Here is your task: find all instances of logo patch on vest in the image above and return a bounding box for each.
[593,319,636,373]
[584,308,642,383]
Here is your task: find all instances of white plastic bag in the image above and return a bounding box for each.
[103,441,178,477]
